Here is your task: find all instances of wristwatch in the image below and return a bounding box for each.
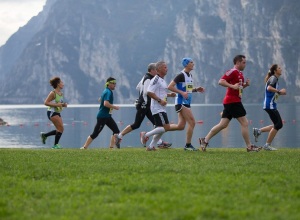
[157,99,161,103]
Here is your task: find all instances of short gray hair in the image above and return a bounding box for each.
[155,61,166,70]
[147,63,156,72]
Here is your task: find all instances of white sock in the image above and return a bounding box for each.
[149,134,163,148]
[157,139,163,145]
[146,127,165,137]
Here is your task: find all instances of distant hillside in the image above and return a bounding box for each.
[0,0,299,104]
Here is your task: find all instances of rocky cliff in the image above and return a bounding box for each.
[0,0,299,104]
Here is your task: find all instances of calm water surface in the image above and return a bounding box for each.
[0,104,299,149]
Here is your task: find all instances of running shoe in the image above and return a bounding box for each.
[199,138,208,152]
[80,147,87,150]
[114,134,122,149]
[157,141,172,149]
[253,128,261,142]
[40,132,47,144]
[52,144,62,149]
[146,146,157,151]
[246,145,262,152]
[184,145,198,151]
[263,145,277,151]
[140,132,149,145]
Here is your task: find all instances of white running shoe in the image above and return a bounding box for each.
[253,128,261,142]
[263,145,277,151]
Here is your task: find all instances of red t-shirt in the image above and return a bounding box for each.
[221,68,244,104]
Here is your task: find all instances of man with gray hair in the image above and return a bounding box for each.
[115,63,172,148]
[140,61,179,151]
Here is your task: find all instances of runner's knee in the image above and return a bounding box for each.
[130,123,141,130]
[274,121,283,130]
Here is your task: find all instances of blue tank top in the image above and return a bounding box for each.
[175,71,193,105]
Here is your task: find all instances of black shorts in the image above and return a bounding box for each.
[222,102,246,120]
[175,104,190,113]
[47,111,61,120]
[264,109,283,130]
[153,112,169,126]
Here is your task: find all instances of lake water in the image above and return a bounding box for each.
[0,104,299,149]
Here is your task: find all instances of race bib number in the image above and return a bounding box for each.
[274,93,279,102]
[186,83,193,93]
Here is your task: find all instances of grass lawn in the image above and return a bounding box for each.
[0,148,299,220]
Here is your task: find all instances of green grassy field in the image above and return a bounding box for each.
[0,148,299,220]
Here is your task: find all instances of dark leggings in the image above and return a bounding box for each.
[264,109,283,130]
[90,117,120,139]
[130,107,155,130]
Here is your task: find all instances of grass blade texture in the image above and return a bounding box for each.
[0,148,299,220]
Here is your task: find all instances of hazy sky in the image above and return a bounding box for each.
[0,0,46,46]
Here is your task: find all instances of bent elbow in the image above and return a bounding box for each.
[218,79,225,86]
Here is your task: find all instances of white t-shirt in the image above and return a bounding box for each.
[147,75,168,115]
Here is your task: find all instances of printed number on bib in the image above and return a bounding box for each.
[186,83,193,93]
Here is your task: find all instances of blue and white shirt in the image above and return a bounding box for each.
[263,75,279,110]
[174,71,193,106]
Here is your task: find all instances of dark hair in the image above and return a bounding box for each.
[49,77,61,88]
[105,77,116,87]
[106,77,116,83]
[265,64,278,82]
[233,55,246,64]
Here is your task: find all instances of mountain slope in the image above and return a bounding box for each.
[0,0,299,104]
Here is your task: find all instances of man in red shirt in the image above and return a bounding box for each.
[199,55,261,152]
